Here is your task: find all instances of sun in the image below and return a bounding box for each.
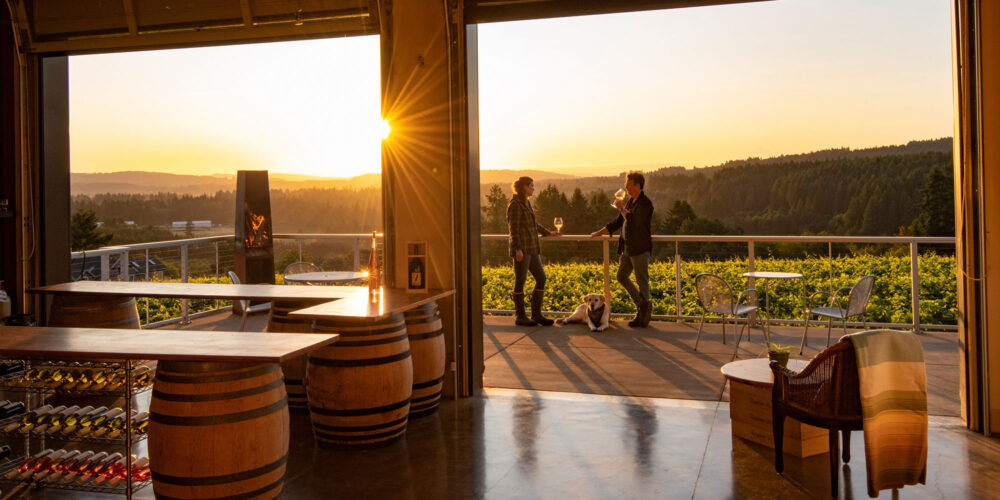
[378,119,391,141]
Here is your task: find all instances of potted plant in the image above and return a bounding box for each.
[767,343,793,368]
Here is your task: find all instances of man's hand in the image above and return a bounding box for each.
[590,229,606,238]
[515,249,524,262]
[549,231,563,237]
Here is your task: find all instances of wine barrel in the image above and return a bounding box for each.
[403,302,445,417]
[266,300,315,412]
[149,361,289,500]
[48,294,140,329]
[308,314,412,447]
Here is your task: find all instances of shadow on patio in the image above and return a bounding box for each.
[483,316,961,417]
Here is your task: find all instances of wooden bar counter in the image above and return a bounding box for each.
[0,325,339,499]
[289,288,455,447]
[29,281,367,331]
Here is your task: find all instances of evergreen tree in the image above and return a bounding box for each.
[481,184,510,234]
[911,164,955,236]
[71,208,113,251]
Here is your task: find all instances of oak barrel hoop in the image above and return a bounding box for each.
[308,314,412,447]
[266,300,316,412]
[403,301,445,417]
[48,294,141,329]
[149,361,289,500]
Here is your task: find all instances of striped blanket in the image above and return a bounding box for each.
[846,330,927,497]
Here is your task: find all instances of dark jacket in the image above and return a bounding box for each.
[605,191,653,256]
[507,197,551,257]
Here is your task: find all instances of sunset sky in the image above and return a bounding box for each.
[69,0,952,178]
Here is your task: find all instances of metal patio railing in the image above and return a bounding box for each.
[70,233,955,332]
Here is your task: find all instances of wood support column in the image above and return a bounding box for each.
[380,0,482,397]
[953,0,1000,434]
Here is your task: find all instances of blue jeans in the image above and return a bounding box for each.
[513,253,546,294]
[617,251,650,305]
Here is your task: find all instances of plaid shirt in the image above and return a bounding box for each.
[507,197,551,257]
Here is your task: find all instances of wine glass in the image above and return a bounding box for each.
[611,188,627,209]
[553,217,563,233]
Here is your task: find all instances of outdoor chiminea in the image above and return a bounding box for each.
[234,171,275,313]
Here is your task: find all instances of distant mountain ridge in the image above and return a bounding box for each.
[72,138,951,196]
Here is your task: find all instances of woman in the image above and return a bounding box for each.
[507,176,561,326]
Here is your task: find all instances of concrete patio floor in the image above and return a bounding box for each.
[483,315,961,417]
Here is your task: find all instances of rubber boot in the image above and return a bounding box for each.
[512,292,537,326]
[628,302,643,327]
[530,289,555,326]
[640,300,652,327]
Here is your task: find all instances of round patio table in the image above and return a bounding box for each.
[742,271,805,345]
[284,271,367,285]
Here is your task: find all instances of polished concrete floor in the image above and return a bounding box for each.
[24,311,981,499]
[41,389,996,499]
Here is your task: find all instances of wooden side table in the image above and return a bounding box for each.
[721,358,829,457]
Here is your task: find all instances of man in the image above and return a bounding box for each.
[590,171,654,327]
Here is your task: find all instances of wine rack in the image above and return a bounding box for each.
[0,358,153,499]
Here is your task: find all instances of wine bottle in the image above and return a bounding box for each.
[61,405,108,435]
[57,449,95,475]
[132,365,154,387]
[78,452,123,483]
[64,451,108,482]
[34,449,81,480]
[46,405,93,434]
[0,444,11,460]
[32,405,77,434]
[6,449,51,478]
[78,408,123,436]
[90,409,133,437]
[97,454,137,484]
[107,411,148,439]
[10,404,55,433]
[0,400,25,417]
[131,456,151,481]
[18,449,69,480]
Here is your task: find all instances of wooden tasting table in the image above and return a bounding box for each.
[288,288,456,447]
[722,358,829,457]
[0,325,339,499]
[28,281,367,329]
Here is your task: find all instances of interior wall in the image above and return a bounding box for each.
[978,0,1000,434]
[381,0,476,396]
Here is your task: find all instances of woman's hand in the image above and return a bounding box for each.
[515,249,524,262]
[590,229,604,238]
[549,231,562,237]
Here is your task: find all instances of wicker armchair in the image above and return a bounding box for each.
[800,275,875,354]
[693,273,760,350]
[771,339,862,498]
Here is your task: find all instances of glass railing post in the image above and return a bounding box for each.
[911,241,921,334]
[181,243,189,324]
[145,249,150,325]
[354,238,361,271]
[747,241,757,325]
[674,241,682,322]
[100,254,110,281]
[602,237,610,301]
[119,250,129,281]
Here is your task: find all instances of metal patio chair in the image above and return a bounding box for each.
[694,273,760,351]
[800,274,875,354]
[227,271,270,331]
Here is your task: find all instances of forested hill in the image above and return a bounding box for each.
[72,138,954,243]
[648,150,952,235]
[498,138,954,236]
